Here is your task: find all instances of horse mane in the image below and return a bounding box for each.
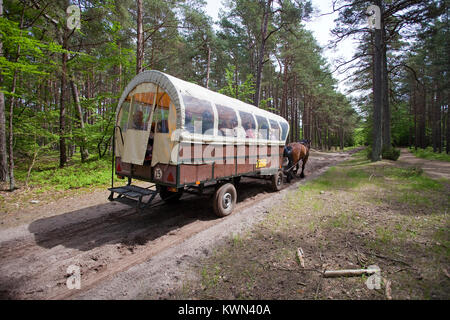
[299,139,311,149]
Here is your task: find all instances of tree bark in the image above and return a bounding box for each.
[254,0,272,108]
[59,29,68,168]
[371,4,383,162]
[8,70,17,190]
[382,20,391,149]
[445,92,450,154]
[70,80,89,162]
[6,6,25,190]
[205,43,211,89]
[0,0,7,182]
[136,0,144,74]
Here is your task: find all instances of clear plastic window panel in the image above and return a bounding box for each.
[239,110,256,139]
[256,115,269,140]
[127,98,152,131]
[182,95,214,135]
[216,104,238,137]
[279,121,288,141]
[269,119,281,141]
[153,105,169,133]
[118,100,130,133]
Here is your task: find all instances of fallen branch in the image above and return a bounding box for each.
[269,266,322,273]
[323,267,379,278]
[314,278,322,299]
[296,248,305,268]
[384,278,392,300]
[370,252,411,267]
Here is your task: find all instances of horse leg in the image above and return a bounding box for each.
[300,156,308,178]
[286,170,292,183]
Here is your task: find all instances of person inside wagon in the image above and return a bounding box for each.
[132,110,144,130]
[144,122,155,165]
[270,128,279,140]
[220,119,235,137]
[231,119,240,137]
[244,121,255,138]
[202,110,214,134]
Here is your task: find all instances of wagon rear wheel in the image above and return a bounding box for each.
[213,183,237,217]
[159,186,183,203]
[271,170,284,191]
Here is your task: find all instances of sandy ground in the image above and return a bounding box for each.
[398,148,450,180]
[0,149,357,299]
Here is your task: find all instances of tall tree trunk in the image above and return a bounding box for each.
[0,0,7,182]
[435,82,442,153]
[432,82,438,152]
[281,56,289,120]
[254,0,272,108]
[119,43,123,92]
[205,43,211,89]
[302,92,309,140]
[136,0,144,74]
[371,1,383,162]
[382,22,391,149]
[445,92,450,154]
[7,7,25,190]
[419,86,426,149]
[380,1,390,150]
[8,70,17,190]
[59,29,68,168]
[70,80,89,162]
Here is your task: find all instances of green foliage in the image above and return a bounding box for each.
[352,127,365,146]
[15,154,112,191]
[366,145,400,161]
[381,146,400,161]
[0,0,361,194]
[218,65,255,104]
[0,17,64,80]
[365,146,372,160]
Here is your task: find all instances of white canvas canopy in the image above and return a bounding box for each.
[115,70,290,166]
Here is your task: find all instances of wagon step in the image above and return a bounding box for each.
[108,185,158,211]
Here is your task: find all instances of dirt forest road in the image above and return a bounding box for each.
[398,148,450,180]
[0,149,359,300]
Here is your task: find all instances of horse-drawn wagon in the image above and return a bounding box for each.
[109,70,290,216]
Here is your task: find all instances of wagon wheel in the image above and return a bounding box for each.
[271,170,284,191]
[159,186,183,203]
[213,183,237,217]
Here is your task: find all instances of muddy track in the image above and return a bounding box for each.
[0,150,357,300]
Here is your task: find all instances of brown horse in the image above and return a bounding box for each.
[283,139,311,182]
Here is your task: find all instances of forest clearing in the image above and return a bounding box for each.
[0,0,449,302]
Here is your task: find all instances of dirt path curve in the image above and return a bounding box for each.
[0,149,359,300]
[398,148,450,180]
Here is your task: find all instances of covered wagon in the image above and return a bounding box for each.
[109,70,289,216]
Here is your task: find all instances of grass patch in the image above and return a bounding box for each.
[14,152,113,191]
[410,147,450,162]
[0,152,128,217]
[173,150,450,300]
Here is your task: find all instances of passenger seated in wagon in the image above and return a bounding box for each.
[144,123,155,165]
[202,110,214,135]
[132,110,145,130]
[244,121,255,138]
[218,119,229,136]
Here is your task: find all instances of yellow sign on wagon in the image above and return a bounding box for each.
[256,159,267,169]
